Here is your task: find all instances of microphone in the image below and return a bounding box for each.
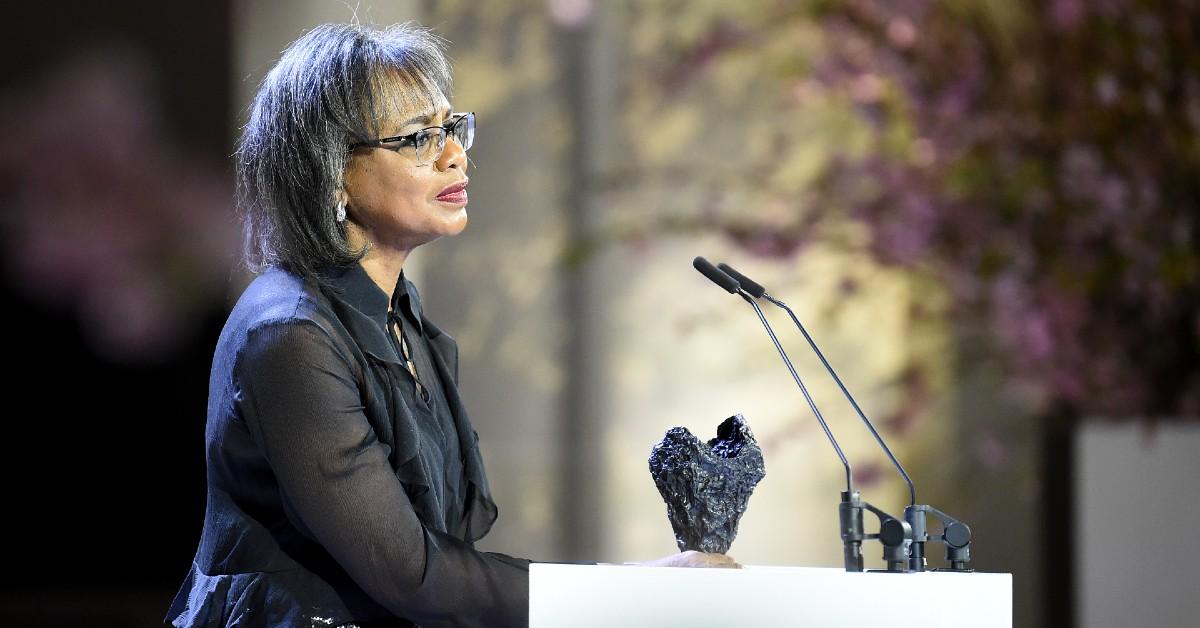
[717,262,915,506]
[692,257,851,492]
[717,262,972,573]
[692,257,740,293]
[693,256,865,571]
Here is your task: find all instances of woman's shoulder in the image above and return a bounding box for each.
[216,266,344,356]
[229,267,327,325]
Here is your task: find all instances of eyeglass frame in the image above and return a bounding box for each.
[347,111,475,165]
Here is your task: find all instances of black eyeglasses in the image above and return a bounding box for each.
[348,112,475,165]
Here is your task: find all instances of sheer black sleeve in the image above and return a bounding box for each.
[235,320,531,628]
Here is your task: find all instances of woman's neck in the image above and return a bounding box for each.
[347,225,411,309]
[360,251,409,312]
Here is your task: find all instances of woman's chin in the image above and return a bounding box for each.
[445,208,469,234]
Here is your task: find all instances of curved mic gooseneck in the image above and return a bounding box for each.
[693,255,974,573]
[718,262,917,508]
[692,256,853,494]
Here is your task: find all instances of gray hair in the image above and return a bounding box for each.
[235,22,453,282]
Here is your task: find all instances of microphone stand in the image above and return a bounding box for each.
[693,257,913,572]
[736,291,882,572]
[716,261,974,573]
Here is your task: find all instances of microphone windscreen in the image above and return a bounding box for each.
[717,263,766,298]
[693,256,740,294]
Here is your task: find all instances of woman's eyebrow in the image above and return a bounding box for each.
[399,112,433,128]
[397,108,454,129]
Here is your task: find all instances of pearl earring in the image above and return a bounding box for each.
[336,201,347,222]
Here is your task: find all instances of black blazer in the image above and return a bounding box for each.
[165,264,531,628]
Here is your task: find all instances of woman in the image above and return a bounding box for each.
[166,22,737,628]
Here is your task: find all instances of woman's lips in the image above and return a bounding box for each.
[436,180,469,205]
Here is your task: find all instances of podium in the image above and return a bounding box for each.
[530,563,1011,627]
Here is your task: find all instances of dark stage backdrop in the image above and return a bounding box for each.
[0,2,232,625]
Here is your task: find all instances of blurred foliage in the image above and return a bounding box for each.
[609,0,1199,419]
[428,0,1199,419]
[0,47,237,361]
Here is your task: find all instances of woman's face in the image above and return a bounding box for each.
[342,91,469,253]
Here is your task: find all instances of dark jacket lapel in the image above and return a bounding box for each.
[421,315,498,543]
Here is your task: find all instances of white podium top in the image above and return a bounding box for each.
[530,563,1011,628]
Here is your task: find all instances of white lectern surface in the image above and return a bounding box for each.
[531,563,1011,628]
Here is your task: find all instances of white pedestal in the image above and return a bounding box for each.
[530,563,1011,628]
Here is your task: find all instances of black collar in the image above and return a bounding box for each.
[317,261,428,365]
[323,262,424,332]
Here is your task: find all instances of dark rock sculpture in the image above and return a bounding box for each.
[648,414,765,554]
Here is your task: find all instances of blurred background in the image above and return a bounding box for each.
[1,1,1197,626]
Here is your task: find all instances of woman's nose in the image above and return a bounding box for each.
[436,136,468,172]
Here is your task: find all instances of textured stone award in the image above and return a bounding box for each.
[648,413,766,554]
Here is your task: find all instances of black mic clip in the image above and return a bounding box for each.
[840,490,913,573]
[905,503,973,572]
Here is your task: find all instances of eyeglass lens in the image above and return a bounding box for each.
[452,113,475,151]
[413,112,476,164]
